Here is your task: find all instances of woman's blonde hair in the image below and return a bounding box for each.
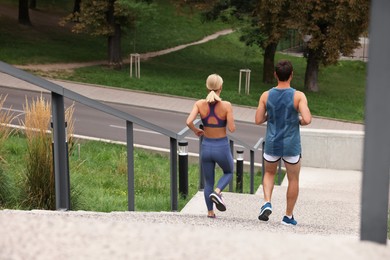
[205,74,223,103]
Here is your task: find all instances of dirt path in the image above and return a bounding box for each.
[15,29,233,72]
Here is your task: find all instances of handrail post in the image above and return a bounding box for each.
[250,150,255,194]
[51,92,70,210]
[126,121,135,211]
[261,141,265,184]
[170,137,178,211]
[198,125,204,190]
[229,139,234,192]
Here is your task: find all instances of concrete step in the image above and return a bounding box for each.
[181,167,362,237]
[1,209,388,259]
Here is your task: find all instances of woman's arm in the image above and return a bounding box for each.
[225,101,236,133]
[186,102,204,136]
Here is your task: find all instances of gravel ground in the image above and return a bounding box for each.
[1,209,389,260]
[1,168,389,260]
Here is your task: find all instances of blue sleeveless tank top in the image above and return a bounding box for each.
[201,102,227,128]
[264,88,301,156]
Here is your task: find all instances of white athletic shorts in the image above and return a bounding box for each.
[263,153,301,164]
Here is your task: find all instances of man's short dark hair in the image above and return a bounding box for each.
[275,60,293,81]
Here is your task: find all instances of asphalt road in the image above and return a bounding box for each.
[1,86,266,163]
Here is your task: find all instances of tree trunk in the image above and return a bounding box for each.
[108,25,122,69]
[107,0,122,69]
[29,0,37,9]
[73,0,81,13]
[19,0,31,26]
[304,48,320,92]
[263,42,278,84]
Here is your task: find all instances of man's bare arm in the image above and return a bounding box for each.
[297,92,312,126]
[255,92,268,125]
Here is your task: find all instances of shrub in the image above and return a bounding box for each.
[22,95,55,209]
[0,94,15,207]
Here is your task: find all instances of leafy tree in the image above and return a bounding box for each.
[30,0,37,9]
[179,0,289,84]
[176,0,370,92]
[73,0,81,13]
[18,0,31,26]
[291,0,370,92]
[240,0,290,84]
[62,0,154,69]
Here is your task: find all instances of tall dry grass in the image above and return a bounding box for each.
[0,94,15,156]
[0,94,15,206]
[65,102,76,153]
[22,95,76,209]
[22,95,54,209]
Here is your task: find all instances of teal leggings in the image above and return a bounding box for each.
[201,137,234,211]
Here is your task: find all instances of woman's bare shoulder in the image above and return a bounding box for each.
[221,100,232,106]
[195,99,207,105]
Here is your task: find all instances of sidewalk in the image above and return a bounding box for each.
[0,72,364,131]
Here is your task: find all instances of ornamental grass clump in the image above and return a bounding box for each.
[0,94,15,157]
[22,96,76,210]
[22,95,54,209]
[0,94,15,206]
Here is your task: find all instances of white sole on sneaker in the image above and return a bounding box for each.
[209,193,226,211]
[281,221,297,226]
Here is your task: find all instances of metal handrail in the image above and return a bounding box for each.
[0,61,181,211]
[177,117,266,194]
[0,61,273,211]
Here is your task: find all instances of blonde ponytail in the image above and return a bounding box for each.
[206,90,221,103]
[205,74,223,103]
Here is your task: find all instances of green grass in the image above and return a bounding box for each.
[0,135,262,212]
[0,0,228,64]
[0,1,366,122]
[60,33,366,122]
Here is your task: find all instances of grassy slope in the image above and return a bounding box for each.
[0,0,365,122]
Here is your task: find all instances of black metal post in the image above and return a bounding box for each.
[250,150,255,194]
[170,138,178,211]
[198,125,204,190]
[51,92,70,210]
[178,141,188,198]
[229,140,234,192]
[261,141,265,184]
[126,121,135,211]
[236,150,244,193]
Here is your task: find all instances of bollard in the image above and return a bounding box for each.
[178,141,188,198]
[236,150,244,193]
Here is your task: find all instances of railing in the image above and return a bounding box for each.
[178,121,265,194]
[0,61,275,212]
[0,61,180,211]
